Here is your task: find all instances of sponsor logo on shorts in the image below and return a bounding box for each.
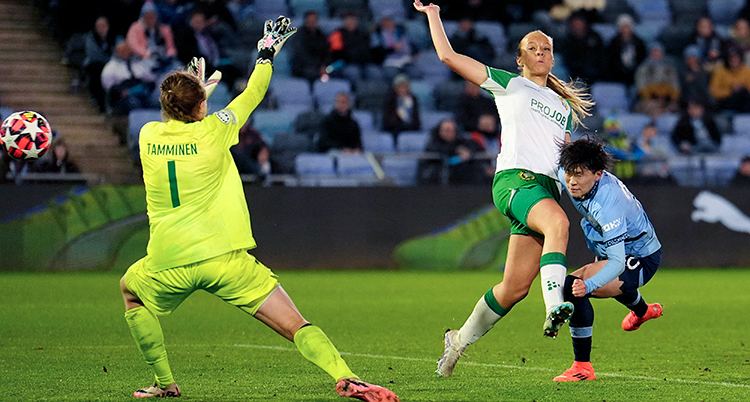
[519,171,536,181]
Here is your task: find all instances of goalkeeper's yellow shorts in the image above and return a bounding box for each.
[124,249,279,316]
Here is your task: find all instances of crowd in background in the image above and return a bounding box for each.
[5,0,750,186]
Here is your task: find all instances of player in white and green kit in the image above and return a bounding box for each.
[119,16,398,401]
[414,0,595,377]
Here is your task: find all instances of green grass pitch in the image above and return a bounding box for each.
[1,268,748,401]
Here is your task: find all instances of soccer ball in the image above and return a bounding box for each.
[0,111,53,161]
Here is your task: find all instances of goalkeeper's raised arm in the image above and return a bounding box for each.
[227,15,297,128]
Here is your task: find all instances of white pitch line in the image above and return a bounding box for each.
[234,343,750,389]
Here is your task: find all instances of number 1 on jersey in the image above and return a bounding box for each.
[168,160,180,208]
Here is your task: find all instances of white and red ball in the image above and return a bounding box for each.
[0,111,52,161]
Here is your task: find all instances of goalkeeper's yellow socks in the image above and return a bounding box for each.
[125,306,174,388]
[294,325,357,381]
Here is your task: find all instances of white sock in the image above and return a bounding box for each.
[456,297,502,347]
[540,264,566,313]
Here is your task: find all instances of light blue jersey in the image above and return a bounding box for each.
[558,170,661,292]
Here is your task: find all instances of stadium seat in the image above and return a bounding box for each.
[369,0,407,21]
[657,24,695,56]
[590,82,630,115]
[703,155,741,186]
[361,131,396,153]
[592,23,618,44]
[404,19,431,51]
[409,80,435,111]
[474,21,507,53]
[707,0,744,25]
[288,0,328,17]
[207,82,232,113]
[336,154,375,177]
[351,109,375,132]
[413,53,451,85]
[618,113,652,137]
[270,77,313,109]
[627,0,671,23]
[312,77,352,110]
[354,80,390,113]
[128,108,162,158]
[253,0,289,21]
[396,131,429,153]
[420,111,454,131]
[732,113,750,136]
[381,155,419,186]
[328,0,369,18]
[670,0,708,25]
[294,152,335,175]
[253,106,307,143]
[654,113,679,136]
[505,22,541,51]
[667,155,705,187]
[435,80,469,112]
[271,132,314,174]
[719,135,750,156]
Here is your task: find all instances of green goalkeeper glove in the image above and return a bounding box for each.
[256,15,297,66]
[187,57,223,99]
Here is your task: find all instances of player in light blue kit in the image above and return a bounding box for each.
[554,138,663,381]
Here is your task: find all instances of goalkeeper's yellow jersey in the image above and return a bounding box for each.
[139,64,273,272]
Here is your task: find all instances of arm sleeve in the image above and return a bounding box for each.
[227,63,273,129]
[584,239,626,292]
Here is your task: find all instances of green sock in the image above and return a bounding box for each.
[294,325,357,381]
[125,306,174,388]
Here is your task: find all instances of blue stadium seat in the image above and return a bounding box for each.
[618,113,652,137]
[207,82,232,113]
[361,131,395,153]
[474,21,507,53]
[312,78,352,110]
[354,80,389,112]
[381,155,419,186]
[253,0,289,21]
[270,77,313,109]
[404,19,431,51]
[592,23,618,44]
[591,82,630,114]
[627,0,671,22]
[720,135,750,156]
[413,53,451,85]
[409,80,435,111]
[294,153,335,175]
[128,108,162,158]
[420,111,454,131]
[352,109,375,132]
[369,0,407,21]
[667,155,705,187]
[703,155,741,186]
[708,0,743,25]
[288,0,328,17]
[732,113,750,136]
[336,154,375,177]
[654,113,679,136]
[253,106,308,144]
[396,131,429,152]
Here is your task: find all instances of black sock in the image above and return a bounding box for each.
[565,275,594,363]
[573,336,592,362]
[615,290,648,317]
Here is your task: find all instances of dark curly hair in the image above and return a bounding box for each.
[558,137,614,173]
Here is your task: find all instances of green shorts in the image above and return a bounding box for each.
[124,249,279,316]
[492,169,561,237]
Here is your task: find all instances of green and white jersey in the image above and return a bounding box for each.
[139,64,273,272]
[481,66,572,179]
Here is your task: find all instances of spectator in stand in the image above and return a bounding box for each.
[155,0,190,28]
[126,1,180,76]
[418,118,485,185]
[634,42,681,118]
[318,92,362,154]
[449,18,496,69]
[456,80,496,132]
[690,16,726,74]
[635,122,672,183]
[83,16,117,113]
[679,45,713,110]
[371,14,417,82]
[291,11,329,83]
[232,120,275,180]
[729,156,750,186]
[33,138,80,174]
[558,11,605,84]
[101,39,159,116]
[709,47,750,113]
[382,74,421,139]
[194,0,239,49]
[605,14,646,86]
[327,13,382,83]
[469,113,500,155]
[727,18,750,65]
[671,99,722,154]
[601,115,641,180]
[174,10,242,92]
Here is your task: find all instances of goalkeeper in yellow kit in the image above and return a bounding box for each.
[119,16,399,401]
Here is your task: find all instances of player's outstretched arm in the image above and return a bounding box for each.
[413,0,487,86]
[229,15,297,127]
